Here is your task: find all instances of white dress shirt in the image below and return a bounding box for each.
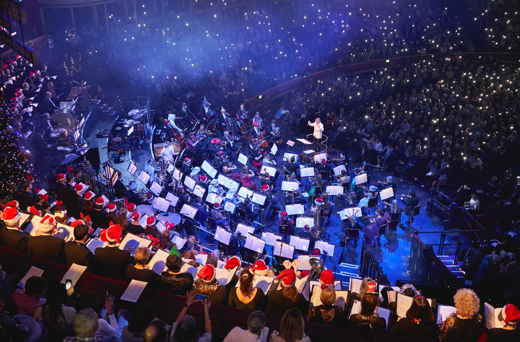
[308,121,324,139]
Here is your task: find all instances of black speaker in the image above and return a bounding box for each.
[86,147,101,173]
[347,150,361,162]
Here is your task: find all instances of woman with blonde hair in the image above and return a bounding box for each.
[228,267,264,310]
[270,308,311,342]
[439,289,482,342]
[306,287,344,326]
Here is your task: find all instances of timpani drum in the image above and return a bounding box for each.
[136,204,154,218]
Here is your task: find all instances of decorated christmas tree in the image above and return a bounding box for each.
[0,99,32,195]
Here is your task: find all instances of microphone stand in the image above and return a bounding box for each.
[322,250,340,280]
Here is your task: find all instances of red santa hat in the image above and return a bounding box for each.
[95,197,105,206]
[211,138,220,144]
[2,207,20,226]
[322,159,326,165]
[57,173,66,182]
[146,216,157,226]
[214,202,220,208]
[197,265,216,283]
[184,158,191,163]
[310,248,321,256]
[39,215,56,233]
[281,211,288,217]
[74,184,84,193]
[16,55,21,60]
[84,191,95,201]
[100,223,123,244]
[252,260,268,276]
[6,200,19,209]
[29,206,41,216]
[261,184,269,191]
[253,122,259,126]
[315,197,324,206]
[106,203,116,213]
[319,269,335,289]
[126,202,136,212]
[224,256,241,270]
[131,212,141,221]
[499,304,520,326]
[276,268,296,287]
[70,219,86,228]
[200,176,207,181]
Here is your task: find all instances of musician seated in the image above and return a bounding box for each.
[212,151,225,169]
[250,144,264,172]
[43,91,58,114]
[278,211,294,236]
[259,172,274,188]
[186,132,199,150]
[196,124,207,138]
[211,202,227,225]
[284,156,299,174]
[160,143,174,163]
[239,197,257,221]
[291,190,307,205]
[222,160,237,176]
[181,158,192,175]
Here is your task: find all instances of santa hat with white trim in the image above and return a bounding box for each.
[84,191,95,201]
[146,216,157,226]
[2,207,20,227]
[252,260,268,276]
[224,256,241,270]
[100,222,123,244]
[276,268,296,287]
[106,203,116,213]
[39,215,56,234]
[197,265,216,283]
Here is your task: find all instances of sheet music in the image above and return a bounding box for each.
[326,185,343,195]
[152,197,171,212]
[349,300,362,318]
[173,168,182,181]
[484,302,505,329]
[313,153,327,163]
[236,223,255,237]
[215,266,237,286]
[119,233,152,255]
[18,266,44,288]
[296,217,314,228]
[180,204,198,219]
[138,214,149,227]
[101,195,109,207]
[285,204,305,215]
[261,232,282,246]
[345,207,363,218]
[260,166,277,177]
[223,201,236,214]
[333,164,347,175]
[297,255,312,271]
[286,140,295,147]
[273,241,294,258]
[315,241,334,256]
[437,305,457,325]
[238,153,248,166]
[120,280,148,302]
[354,173,367,185]
[251,193,266,206]
[281,181,299,191]
[25,214,42,235]
[289,236,310,251]
[206,193,223,205]
[193,185,206,198]
[150,182,162,196]
[196,254,208,265]
[167,163,174,173]
[128,163,138,176]
[172,235,187,249]
[60,264,87,286]
[86,238,106,254]
[310,287,349,310]
[148,249,169,274]
[184,176,196,191]
[396,293,432,318]
[236,275,275,295]
[296,138,312,145]
[138,171,151,185]
[201,160,217,178]
[215,227,232,245]
[180,263,199,278]
[380,187,394,200]
[244,235,265,253]
[238,187,253,199]
[270,143,278,155]
[300,167,315,178]
[54,223,75,242]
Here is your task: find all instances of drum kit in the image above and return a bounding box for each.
[124,108,147,142]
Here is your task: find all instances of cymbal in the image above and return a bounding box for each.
[128,109,140,116]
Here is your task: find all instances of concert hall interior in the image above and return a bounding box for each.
[1,0,520,341]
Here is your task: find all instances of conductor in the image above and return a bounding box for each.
[308,118,324,152]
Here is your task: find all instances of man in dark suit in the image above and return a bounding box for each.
[43,91,58,113]
[95,224,133,280]
[27,215,65,264]
[1,207,30,253]
[64,222,97,273]
[63,174,76,210]
[90,197,108,230]
[56,173,67,202]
